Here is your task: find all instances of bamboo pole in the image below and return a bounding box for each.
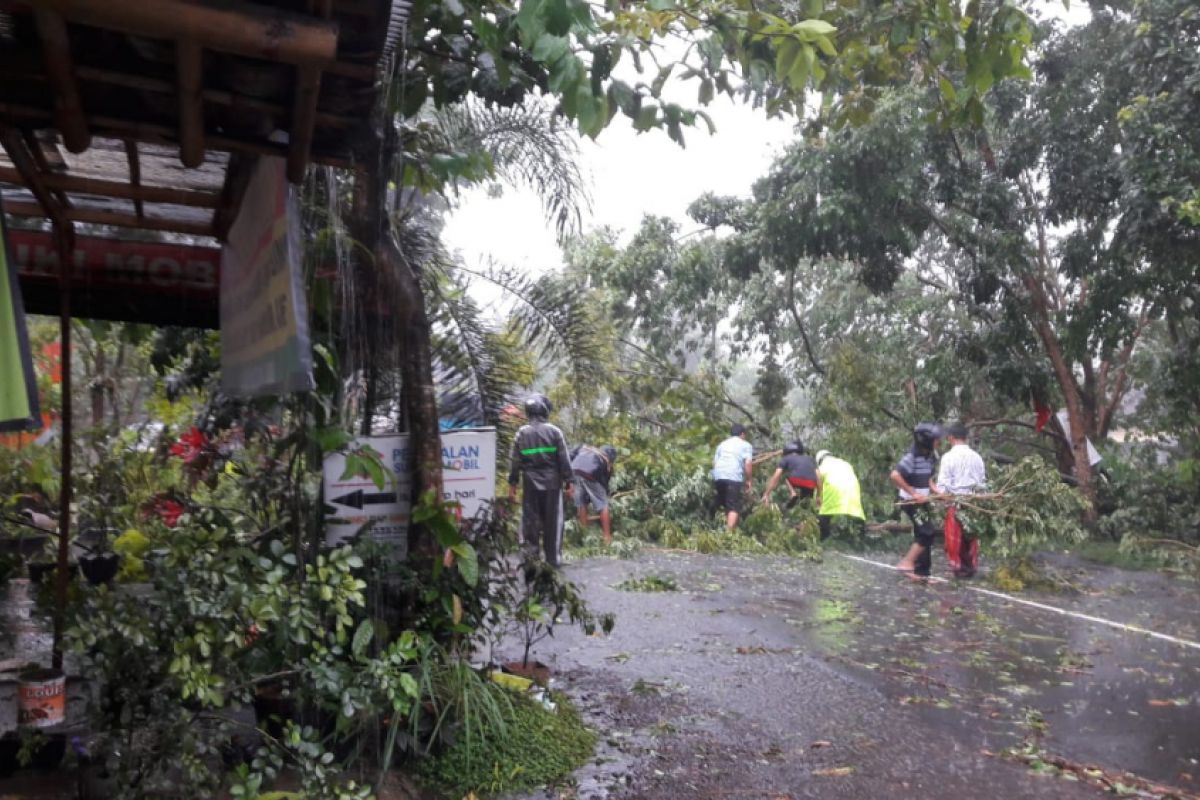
[287,0,332,183]
[2,199,215,237]
[0,166,222,208]
[0,101,355,168]
[52,228,72,671]
[32,8,90,153]
[176,41,205,168]
[123,140,144,220]
[29,0,339,66]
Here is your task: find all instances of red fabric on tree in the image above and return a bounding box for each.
[1034,400,1053,433]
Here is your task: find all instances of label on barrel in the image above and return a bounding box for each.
[18,676,65,728]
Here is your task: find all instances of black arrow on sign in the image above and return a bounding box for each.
[330,489,397,510]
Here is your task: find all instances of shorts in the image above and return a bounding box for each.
[714,479,744,514]
[573,474,609,512]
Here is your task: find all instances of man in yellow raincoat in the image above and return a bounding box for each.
[814,450,866,541]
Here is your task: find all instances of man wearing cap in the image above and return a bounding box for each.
[508,393,573,567]
[938,422,987,578]
[891,422,943,578]
[570,444,618,545]
[712,424,753,530]
[814,450,866,540]
[761,440,818,509]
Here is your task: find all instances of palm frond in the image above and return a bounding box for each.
[431,98,590,241]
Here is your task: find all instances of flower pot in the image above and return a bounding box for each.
[18,667,66,728]
[29,733,66,769]
[252,683,297,741]
[0,737,18,778]
[502,659,551,686]
[27,561,57,585]
[79,553,121,586]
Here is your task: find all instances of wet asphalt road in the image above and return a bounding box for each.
[507,549,1200,800]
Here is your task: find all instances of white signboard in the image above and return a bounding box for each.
[440,428,497,522]
[323,435,411,554]
[323,428,497,552]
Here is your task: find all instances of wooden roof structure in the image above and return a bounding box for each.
[0,0,403,245]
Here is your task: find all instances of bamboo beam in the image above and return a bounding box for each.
[0,166,221,208]
[75,66,355,129]
[124,140,144,219]
[0,102,355,168]
[287,0,333,183]
[31,8,90,152]
[23,130,71,210]
[0,128,68,230]
[213,153,256,241]
[3,198,215,237]
[176,41,205,168]
[29,0,339,66]
[0,67,356,129]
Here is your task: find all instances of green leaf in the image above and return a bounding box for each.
[647,0,674,9]
[634,104,658,131]
[532,33,570,63]
[351,619,374,658]
[774,39,801,83]
[938,76,957,103]
[793,19,836,40]
[453,542,479,586]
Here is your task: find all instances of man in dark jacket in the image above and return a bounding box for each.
[508,393,573,566]
[571,444,618,545]
[761,440,819,509]
[891,422,943,578]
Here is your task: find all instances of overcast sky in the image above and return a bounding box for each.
[441,2,1089,281]
[441,93,797,276]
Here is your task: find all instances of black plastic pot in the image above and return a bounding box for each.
[252,684,298,741]
[79,553,121,586]
[27,561,57,585]
[30,734,66,770]
[0,737,18,778]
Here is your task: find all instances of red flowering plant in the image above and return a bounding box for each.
[169,426,224,486]
[144,494,187,528]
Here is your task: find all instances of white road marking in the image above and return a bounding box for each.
[835,552,1200,652]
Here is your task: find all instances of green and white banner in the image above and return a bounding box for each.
[0,193,41,433]
[219,157,314,397]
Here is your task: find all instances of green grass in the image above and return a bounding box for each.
[420,691,596,797]
[615,573,679,592]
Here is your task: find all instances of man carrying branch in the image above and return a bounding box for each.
[938,422,987,578]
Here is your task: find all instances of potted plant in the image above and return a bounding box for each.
[502,556,615,685]
[76,528,122,586]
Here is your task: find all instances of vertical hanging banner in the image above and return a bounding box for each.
[219,157,314,397]
[0,194,42,433]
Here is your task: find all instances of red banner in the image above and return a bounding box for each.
[8,230,221,327]
[9,229,219,296]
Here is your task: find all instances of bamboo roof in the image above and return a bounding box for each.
[0,0,405,242]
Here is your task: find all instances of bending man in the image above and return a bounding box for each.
[571,444,618,546]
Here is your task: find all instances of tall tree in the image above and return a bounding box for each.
[719,3,1200,511]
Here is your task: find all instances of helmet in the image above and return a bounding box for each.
[913,422,943,451]
[523,393,552,419]
[815,449,831,465]
[602,445,618,464]
[783,440,805,455]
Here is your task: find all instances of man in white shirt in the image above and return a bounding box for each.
[712,424,753,530]
[938,422,987,578]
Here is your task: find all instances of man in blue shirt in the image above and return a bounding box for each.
[712,423,754,530]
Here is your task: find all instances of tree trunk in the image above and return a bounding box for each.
[349,140,443,559]
[1022,274,1097,521]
